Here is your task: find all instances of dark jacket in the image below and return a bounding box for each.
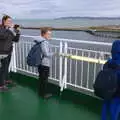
[0,25,20,54]
[103,40,120,96]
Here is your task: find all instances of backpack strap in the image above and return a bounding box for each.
[34,40,45,44]
[108,64,120,70]
[33,40,45,60]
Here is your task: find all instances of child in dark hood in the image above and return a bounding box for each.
[103,40,120,96]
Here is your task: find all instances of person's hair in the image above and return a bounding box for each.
[41,27,52,36]
[2,15,11,26]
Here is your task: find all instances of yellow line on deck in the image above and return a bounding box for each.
[60,54,106,64]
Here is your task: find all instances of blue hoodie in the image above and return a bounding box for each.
[103,40,120,96]
[104,40,120,67]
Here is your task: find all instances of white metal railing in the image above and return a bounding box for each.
[10,35,111,96]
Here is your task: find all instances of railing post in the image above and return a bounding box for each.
[63,42,68,89]
[9,43,17,72]
[99,51,104,69]
[59,41,63,88]
[60,42,68,92]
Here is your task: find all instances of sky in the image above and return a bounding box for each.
[0,0,120,19]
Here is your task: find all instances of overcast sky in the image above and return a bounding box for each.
[0,0,120,19]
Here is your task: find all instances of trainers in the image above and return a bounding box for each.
[0,85,9,92]
[5,80,13,84]
[5,80,16,86]
[44,93,53,99]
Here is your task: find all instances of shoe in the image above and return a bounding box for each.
[5,80,13,84]
[5,80,16,86]
[0,85,9,92]
[44,93,53,99]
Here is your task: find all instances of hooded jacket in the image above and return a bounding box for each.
[103,40,120,96]
[104,40,120,68]
[39,37,53,67]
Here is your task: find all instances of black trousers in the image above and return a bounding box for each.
[0,54,11,86]
[38,65,50,97]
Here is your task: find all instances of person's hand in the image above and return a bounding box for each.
[13,25,21,34]
[14,29,21,34]
[10,24,14,28]
[64,54,71,59]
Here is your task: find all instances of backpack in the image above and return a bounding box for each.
[27,40,44,67]
[93,67,119,100]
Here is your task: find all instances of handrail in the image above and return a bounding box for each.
[10,35,111,95]
[60,54,106,64]
[21,35,112,46]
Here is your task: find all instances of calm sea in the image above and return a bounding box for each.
[14,18,120,52]
[14,18,120,42]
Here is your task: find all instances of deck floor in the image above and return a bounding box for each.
[0,84,101,120]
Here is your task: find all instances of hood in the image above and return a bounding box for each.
[33,36,44,42]
[110,40,120,65]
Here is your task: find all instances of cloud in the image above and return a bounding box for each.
[0,0,120,19]
[55,0,120,17]
[0,0,58,19]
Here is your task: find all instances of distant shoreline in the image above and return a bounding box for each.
[55,17,120,20]
[21,25,120,32]
[14,17,120,21]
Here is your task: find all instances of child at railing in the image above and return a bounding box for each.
[37,27,54,99]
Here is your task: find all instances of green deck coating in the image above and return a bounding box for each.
[0,72,102,120]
